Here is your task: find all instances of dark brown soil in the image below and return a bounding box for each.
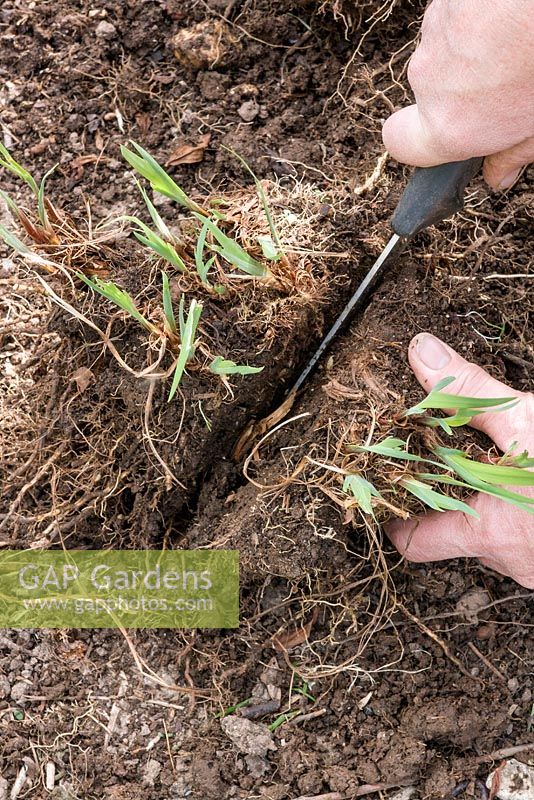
[0,1,532,799]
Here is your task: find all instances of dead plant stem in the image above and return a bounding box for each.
[397,601,476,681]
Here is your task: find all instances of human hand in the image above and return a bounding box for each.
[382,0,534,189]
[385,333,534,589]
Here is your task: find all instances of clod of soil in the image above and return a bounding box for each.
[172,20,237,70]
[401,697,506,748]
[221,716,277,756]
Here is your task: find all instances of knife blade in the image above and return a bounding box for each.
[288,157,483,396]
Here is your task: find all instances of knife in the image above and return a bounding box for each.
[289,157,483,396]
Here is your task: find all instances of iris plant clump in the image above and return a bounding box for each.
[0,142,283,400]
[342,378,534,518]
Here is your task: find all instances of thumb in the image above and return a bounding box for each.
[408,333,524,452]
[483,136,534,189]
[382,104,467,167]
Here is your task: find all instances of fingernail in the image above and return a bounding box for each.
[497,169,520,190]
[415,334,451,370]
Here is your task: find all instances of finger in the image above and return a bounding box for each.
[382,105,460,167]
[385,505,483,562]
[483,136,534,189]
[386,502,534,588]
[408,333,524,452]
[479,557,534,590]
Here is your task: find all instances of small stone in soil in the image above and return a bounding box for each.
[221,717,277,757]
[455,588,491,624]
[389,789,418,800]
[142,759,162,788]
[95,20,117,40]
[486,759,534,800]
[245,754,270,779]
[238,100,260,122]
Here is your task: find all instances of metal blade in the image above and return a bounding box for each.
[289,233,404,396]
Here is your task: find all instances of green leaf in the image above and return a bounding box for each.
[423,412,476,433]
[406,376,518,418]
[210,242,268,276]
[415,470,534,516]
[0,222,35,255]
[434,447,534,487]
[0,188,20,217]
[416,473,471,488]
[168,297,203,402]
[400,478,479,518]
[136,179,174,241]
[0,143,39,196]
[292,682,315,702]
[430,376,456,392]
[257,234,282,261]
[122,215,188,271]
[351,437,424,462]
[498,444,534,469]
[162,272,176,334]
[76,273,159,335]
[195,218,215,283]
[479,485,534,513]
[214,697,254,720]
[121,142,203,213]
[268,710,301,732]
[342,474,382,515]
[0,222,53,266]
[507,451,534,468]
[222,145,284,256]
[37,163,58,229]
[209,356,264,376]
[177,291,186,335]
[193,213,269,278]
[133,231,188,271]
[433,447,534,514]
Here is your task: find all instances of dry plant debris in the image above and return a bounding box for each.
[166,133,212,166]
[244,374,534,528]
[0,141,344,547]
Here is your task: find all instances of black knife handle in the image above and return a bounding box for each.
[391,157,483,238]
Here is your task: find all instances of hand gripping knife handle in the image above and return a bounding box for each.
[391,157,484,238]
[287,156,483,396]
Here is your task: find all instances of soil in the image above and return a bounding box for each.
[0,1,533,799]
